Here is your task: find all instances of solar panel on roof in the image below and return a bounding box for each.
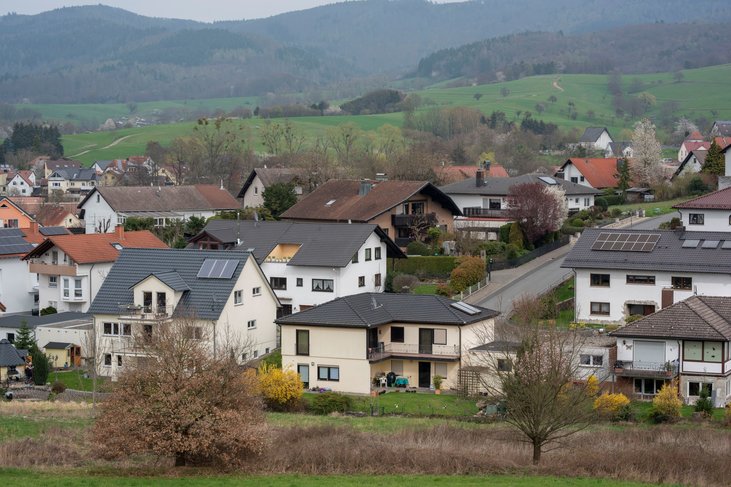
[591,232,660,252]
[450,301,481,316]
[538,176,557,185]
[197,258,238,279]
[702,240,720,249]
[221,260,238,279]
[722,241,731,249]
[197,259,216,278]
[682,239,700,248]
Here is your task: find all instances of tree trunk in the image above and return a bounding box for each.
[175,452,186,467]
[532,441,541,465]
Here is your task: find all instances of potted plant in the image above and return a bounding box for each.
[432,375,444,394]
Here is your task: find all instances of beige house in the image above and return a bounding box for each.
[0,338,26,381]
[278,293,498,394]
[88,248,281,380]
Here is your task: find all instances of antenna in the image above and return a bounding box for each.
[371,296,383,310]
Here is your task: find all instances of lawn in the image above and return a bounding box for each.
[630,401,727,422]
[611,197,686,217]
[49,369,101,392]
[0,471,666,487]
[413,283,438,295]
[0,414,91,442]
[302,390,479,417]
[266,412,482,432]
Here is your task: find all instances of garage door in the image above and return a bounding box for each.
[634,340,665,366]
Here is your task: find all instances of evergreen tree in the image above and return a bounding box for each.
[31,348,50,386]
[14,321,35,351]
[263,182,298,219]
[616,158,631,198]
[702,140,724,175]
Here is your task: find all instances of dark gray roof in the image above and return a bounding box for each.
[611,296,731,341]
[276,293,499,328]
[44,342,73,350]
[191,220,405,267]
[237,167,307,198]
[0,339,25,367]
[470,340,520,352]
[579,127,610,143]
[607,141,631,156]
[0,228,34,256]
[439,173,599,196]
[0,312,91,330]
[40,226,70,236]
[562,228,731,274]
[131,271,191,292]
[52,168,97,181]
[90,248,257,320]
[674,150,708,177]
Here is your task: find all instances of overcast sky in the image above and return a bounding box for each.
[2,1,464,22]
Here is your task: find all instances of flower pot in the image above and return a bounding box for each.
[435,389,441,395]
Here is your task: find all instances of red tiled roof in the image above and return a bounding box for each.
[434,164,509,184]
[24,229,167,264]
[686,131,703,141]
[80,185,240,212]
[714,136,731,150]
[683,141,710,153]
[563,158,620,189]
[673,187,731,210]
[34,205,78,227]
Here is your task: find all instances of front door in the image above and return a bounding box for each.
[297,364,309,389]
[419,328,433,354]
[418,362,431,388]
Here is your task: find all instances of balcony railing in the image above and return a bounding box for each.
[367,342,460,361]
[29,261,77,277]
[614,359,679,378]
[391,212,437,228]
[462,207,509,218]
[118,304,175,320]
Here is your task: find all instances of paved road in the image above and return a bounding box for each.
[476,212,678,315]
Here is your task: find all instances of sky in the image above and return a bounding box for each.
[1,1,464,22]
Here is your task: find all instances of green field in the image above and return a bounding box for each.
[55,64,731,165]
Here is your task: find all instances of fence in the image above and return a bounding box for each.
[490,235,570,271]
[451,276,489,301]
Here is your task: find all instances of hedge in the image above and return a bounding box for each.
[391,256,458,278]
[603,194,625,206]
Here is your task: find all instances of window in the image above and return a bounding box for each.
[254,186,258,194]
[375,273,382,287]
[96,194,100,203]
[253,350,258,358]
[296,278,303,287]
[497,359,512,372]
[358,276,365,287]
[234,290,243,305]
[688,213,704,225]
[185,326,203,340]
[684,341,722,362]
[7,333,14,343]
[352,252,359,263]
[296,330,309,355]
[590,302,610,315]
[570,177,578,183]
[52,250,58,265]
[252,287,261,296]
[117,355,123,367]
[242,353,248,361]
[488,198,501,210]
[265,347,270,354]
[103,322,113,335]
[580,354,604,367]
[62,278,70,298]
[684,341,702,361]
[143,291,152,310]
[365,248,372,261]
[143,324,153,340]
[247,320,256,330]
[391,326,404,343]
[122,323,131,336]
[312,279,334,292]
[435,363,447,378]
[433,328,447,345]
[103,354,112,366]
[590,273,610,287]
[49,276,58,288]
[626,275,655,285]
[671,276,692,290]
[634,378,667,395]
[575,198,579,203]
[7,219,18,228]
[580,176,585,182]
[74,278,82,298]
[270,277,287,290]
[374,247,382,260]
[688,382,712,397]
[318,365,340,381]
[583,198,590,206]
[156,292,166,311]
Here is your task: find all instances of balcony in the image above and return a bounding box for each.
[367,343,460,362]
[462,207,509,219]
[29,261,77,277]
[118,304,175,321]
[391,212,437,228]
[614,359,679,379]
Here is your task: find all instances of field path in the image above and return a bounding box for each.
[552,79,564,92]
[69,134,136,158]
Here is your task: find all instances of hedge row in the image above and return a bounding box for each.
[391,256,458,278]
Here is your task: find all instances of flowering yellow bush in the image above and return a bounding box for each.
[258,363,303,410]
[651,382,682,422]
[586,375,600,397]
[593,392,630,416]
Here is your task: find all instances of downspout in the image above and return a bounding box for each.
[88,263,95,312]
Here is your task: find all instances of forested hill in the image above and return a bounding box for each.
[2,1,731,103]
[414,23,731,82]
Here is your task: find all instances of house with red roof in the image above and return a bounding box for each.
[7,170,37,197]
[433,161,509,185]
[678,131,710,162]
[23,227,167,313]
[673,186,731,232]
[555,158,623,190]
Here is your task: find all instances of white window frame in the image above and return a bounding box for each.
[62,278,70,298]
[49,276,58,288]
[580,354,604,367]
[234,290,243,305]
[252,287,261,296]
[247,320,256,330]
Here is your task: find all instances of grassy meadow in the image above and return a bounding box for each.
[53,64,731,166]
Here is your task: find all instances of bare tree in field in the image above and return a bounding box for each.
[506,182,567,245]
[467,316,593,465]
[93,315,267,467]
[631,118,662,187]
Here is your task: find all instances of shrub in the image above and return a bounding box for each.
[31,349,50,386]
[258,364,303,411]
[668,217,682,230]
[392,274,419,293]
[262,349,282,369]
[594,197,608,211]
[594,393,630,419]
[309,392,353,415]
[449,256,486,293]
[725,403,731,426]
[570,217,585,228]
[499,223,512,243]
[479,240,506,256]
[586,375,600,397]
[435,283,452,297]
[51,381,67,394]
[509,222,524,249]
[695,388,714,417]
[40,306,57,316]
[603,194,625,206]
[610,208,623,218]
[392,256,457,278]
[625,314,643,324]
[505,243,520,260]
[406,241,430,256]
[650,383,682,423]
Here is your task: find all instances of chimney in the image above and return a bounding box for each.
[359,180,373,196]
[29,221,39,237]
[476,169,484,187]
[114,225,125,240]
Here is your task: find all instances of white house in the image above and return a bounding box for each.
[78,185,241,234]
[88,248,281,379]
[23,227,167,313]
[48,168,97,197]
[237,167,308,208]
[0,312,91,366]
[7,171,36,196]
[0,227,41,315]
[611,296,731,405]
[673,186,731,231]
[605,142,633,159]
[578,127,613,152]
[563,228,731,324]
[673,150,707,180]
[189,220,406,315]
[677,131,709,163]
[277,293,499,394]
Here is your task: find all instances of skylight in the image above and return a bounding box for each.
[325,199,337,207]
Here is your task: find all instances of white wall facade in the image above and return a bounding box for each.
[8,175,33,196]
[676,209,731,232]
[36,323,91,359]
[242,174,265,208]
[81,193,118,234]
[591,131,613,151]
[0,257,37,314]
[561,163,593,188]
[575,268,731,323]
[447,191,594,215]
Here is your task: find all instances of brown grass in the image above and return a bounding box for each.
[1,412,730,486]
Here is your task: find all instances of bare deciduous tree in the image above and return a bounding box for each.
[507,182,567,244]
[631,118,662,187]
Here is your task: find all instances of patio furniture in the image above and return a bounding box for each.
[395,376,409,388]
